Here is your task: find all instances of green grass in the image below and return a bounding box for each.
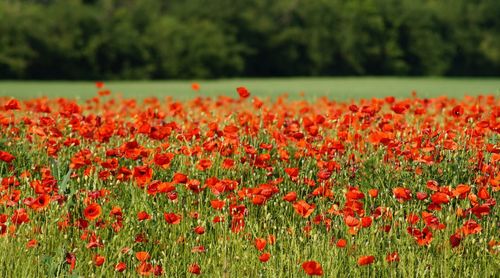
[1,77,499,100]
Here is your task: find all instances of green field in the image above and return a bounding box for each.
[1,78,499,100]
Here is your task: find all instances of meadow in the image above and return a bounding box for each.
[0,78,498,277]
[1,77,500,100]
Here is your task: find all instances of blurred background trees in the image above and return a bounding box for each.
[0,0,499,79]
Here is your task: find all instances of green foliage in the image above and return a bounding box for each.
[0,0,499,79]
[144,17,245,78]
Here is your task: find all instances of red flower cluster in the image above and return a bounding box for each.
[0,87,498,276]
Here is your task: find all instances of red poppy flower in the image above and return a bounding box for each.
[137,262,153,276]
[98,89,110,96]
[210,199,225,210]
[477,187,490,200]
[430,192,449,205]
[426,180,439,191]
[344,215,360,227]
[453,184,471,199]
[346,187,364,200]
[66,253,76,273]
[451,105,464,117]
[191,83,200,91]
[461,220,481,235]
[293,200,315,218]
[26,239,38,248]
[173,173,188,184]
[407,213,420,225]
[158,182,176,193]
[137,211,151,221]
[368,189,378,198]
[11,208,29,225]
[386,252,400,263]
[136,251,150,262]
[83,203,102,221]
[115,262,127,272]
[4,99,21,110]
[236,87,250,98]
[222,158,235,169]
[259,252,271,262]
[285,167,299,178]
[133,165,153,187]
[192,246,206,253]
[407,227,433,246]
[302,261,323,276]
[393,187,412,202]
[193,226,205,235]
[252,194,267,205]
[450,233,462,248]
[255,238,266,251]
[188,263,201,275]
[164,212,182,224]
[0,151,15,163]
[391,102,409,114]
[153,265,163,276]
[361,217,372,228]
[94,254,105,266]
[317,169,332,180]
[154,153,174,169]
[349,104,359,113]
[283,191,297,202]
[196,159,212,171]
[357,255,375,266]
[213,216,224,223]
[416,192,428,200]
[336,239,347,248]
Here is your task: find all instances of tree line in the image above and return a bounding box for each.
[1,0,499,79]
